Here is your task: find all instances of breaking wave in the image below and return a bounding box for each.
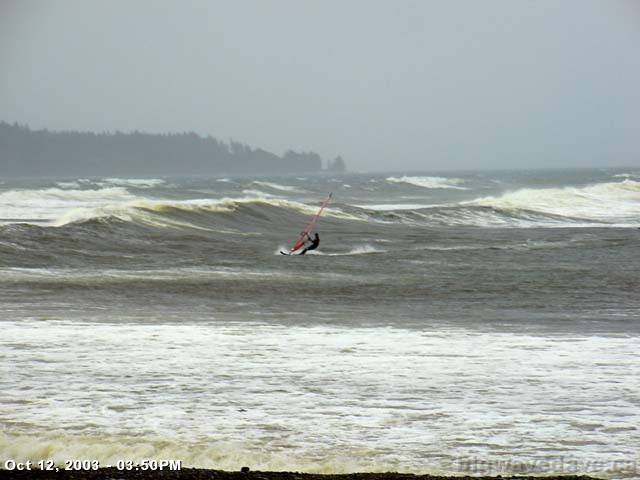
[252,181,304,193]
[352,180,640,228]
[98,177,166,188]
[241,189,280,198]
[354,203,443,211]
[52,197,360,233]
[55,178,166,189]
[55,181,82,189]
[386,176,468,190]
[1,179,637,236]
[0,185,355,226]
[467,180,640,223]
[0,187,139,222]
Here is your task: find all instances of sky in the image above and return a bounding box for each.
[1,0,639,171]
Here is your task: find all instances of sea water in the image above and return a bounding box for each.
[1,169,639,477]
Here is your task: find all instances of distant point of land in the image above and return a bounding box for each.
[0,121,346,177]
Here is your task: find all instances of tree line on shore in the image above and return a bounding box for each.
[0,122,346,176]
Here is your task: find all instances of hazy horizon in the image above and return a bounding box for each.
[2,0,639,172]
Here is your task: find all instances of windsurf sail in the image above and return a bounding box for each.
[287,193,333,253]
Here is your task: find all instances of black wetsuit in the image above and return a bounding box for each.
[299,233,320,255]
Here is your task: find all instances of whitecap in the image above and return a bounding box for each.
[386,175,468,190]
[99,178,165,188]
[252,181,304,193]
[354,203,441,211]
[467,179,640,223]
[0,187,139,224]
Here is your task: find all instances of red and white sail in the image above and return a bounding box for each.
[288,193,333,253]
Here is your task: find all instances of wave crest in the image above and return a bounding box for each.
[0,187,139,223]
[386,176,468,190]
[468,180,640,223]
[55,196,360,229]
[251,181,304,193]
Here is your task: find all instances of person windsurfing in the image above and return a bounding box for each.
[299,232,320,255]
[280,193,332,256]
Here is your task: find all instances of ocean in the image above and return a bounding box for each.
[1,168,639,477]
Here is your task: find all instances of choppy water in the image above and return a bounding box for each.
[1,169,639,477]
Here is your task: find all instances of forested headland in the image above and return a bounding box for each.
[0,122,346,177]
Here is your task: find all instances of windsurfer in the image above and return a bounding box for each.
[280,193,331,256]
[298,232,320,255]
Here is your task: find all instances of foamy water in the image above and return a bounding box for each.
[1,320,639,476]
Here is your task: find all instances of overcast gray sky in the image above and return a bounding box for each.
[1,0,639,171]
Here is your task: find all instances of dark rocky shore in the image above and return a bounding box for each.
[0,469,601,480]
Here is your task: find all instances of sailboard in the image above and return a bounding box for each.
[280,192,333,255]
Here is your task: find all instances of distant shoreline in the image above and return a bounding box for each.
[0,122,346,177]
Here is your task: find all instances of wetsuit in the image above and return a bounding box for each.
[299,233,320,255]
